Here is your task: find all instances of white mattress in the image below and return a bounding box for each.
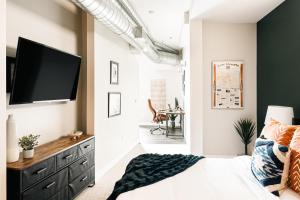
[117,156,300,200]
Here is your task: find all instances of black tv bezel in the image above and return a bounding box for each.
[9,37,81,105]
[6,56,16,93]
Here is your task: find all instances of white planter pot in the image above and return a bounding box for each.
[7,114,19,163]
[23,149,34,159]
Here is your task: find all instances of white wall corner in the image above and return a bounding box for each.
[189,19,204,155]
[95,141,139,181]
[0,0,6,198]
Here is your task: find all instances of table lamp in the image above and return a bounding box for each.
[264,105,294,125]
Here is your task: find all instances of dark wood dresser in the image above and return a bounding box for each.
[7,135,95,200]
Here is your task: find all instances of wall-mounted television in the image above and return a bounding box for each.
[9,37,81,105]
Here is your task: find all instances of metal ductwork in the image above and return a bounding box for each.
[71,0,182,65]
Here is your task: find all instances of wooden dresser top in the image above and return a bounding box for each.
[7,134,94,170]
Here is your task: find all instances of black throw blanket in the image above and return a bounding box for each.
[107,153,204,200]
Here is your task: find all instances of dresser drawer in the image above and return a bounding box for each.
[78,139,94,157]
[48,187,68,200]
[69,151,94,182]
[56,147,78,170]
[22,157,55,189]
[23,168,68,200]
[69,166,95,199]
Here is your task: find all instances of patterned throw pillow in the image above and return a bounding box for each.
[289,128,300,194]
[261,119,297,146]
[251,138,290,196]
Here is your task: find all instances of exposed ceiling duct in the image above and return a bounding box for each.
[71,0,182,65]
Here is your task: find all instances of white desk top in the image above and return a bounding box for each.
[158,109,185,114]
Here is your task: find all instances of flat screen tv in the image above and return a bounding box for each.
[9,37,81,105]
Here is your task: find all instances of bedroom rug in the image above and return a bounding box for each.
[107,153,204,200]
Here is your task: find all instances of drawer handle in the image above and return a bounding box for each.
[81,160,88,165]
[35,167,47,174]
[64,154,73,159]
[44,182,56,189]
[80,176,88,182]
[84,144,91,149]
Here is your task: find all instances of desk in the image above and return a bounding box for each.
[158,110,185,137]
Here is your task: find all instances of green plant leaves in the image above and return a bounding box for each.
[18,134,40,151]
[234,118,256,145]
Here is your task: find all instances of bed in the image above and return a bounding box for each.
[116,156,300,200]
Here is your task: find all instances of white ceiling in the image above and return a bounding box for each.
[129,0,284,48]
[191,0,285,22]
[129,0,192,48]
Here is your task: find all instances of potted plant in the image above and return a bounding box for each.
[169,114,178,130]
[234,118,256,155]
[168,98,180,130]
[18,134,40,159]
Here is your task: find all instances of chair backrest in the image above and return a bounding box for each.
[148,99,156,120]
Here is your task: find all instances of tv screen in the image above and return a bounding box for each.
[9,37,81,105]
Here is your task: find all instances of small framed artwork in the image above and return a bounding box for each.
[110,61,119,84]
[108,92,121,117]
[212,61,243,109]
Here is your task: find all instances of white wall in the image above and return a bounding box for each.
[138,55,183,124]
[0,0,6,198]
[190,21,257,155]
[189,19,204,155]
[181,23,192,152]
[94,20,139,174]
[6,0,82,144]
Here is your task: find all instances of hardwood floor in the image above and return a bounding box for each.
[75,145,145,200]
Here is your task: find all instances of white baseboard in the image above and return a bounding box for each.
[95,140,139,181]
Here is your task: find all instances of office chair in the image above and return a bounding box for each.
[147,99,168,134]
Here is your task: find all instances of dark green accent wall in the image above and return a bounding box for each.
[257,0,300,135]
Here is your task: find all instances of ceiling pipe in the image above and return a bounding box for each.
[71,0,181,65]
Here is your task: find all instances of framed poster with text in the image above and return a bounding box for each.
[212,61,243,109]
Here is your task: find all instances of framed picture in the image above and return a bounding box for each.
[212,61,243,109]
[110,61,119,84]
[108,92,121,117]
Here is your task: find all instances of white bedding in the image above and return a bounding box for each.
[117,156,300,200]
